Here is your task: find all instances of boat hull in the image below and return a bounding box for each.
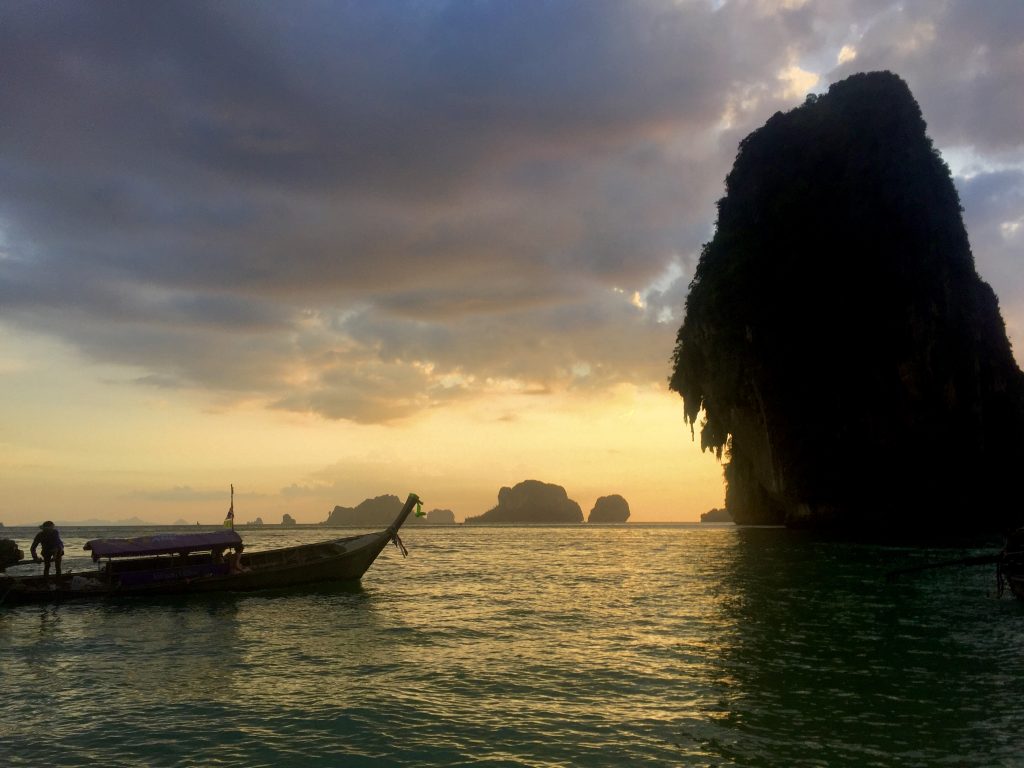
[2,492,420,607]
[0,530,394,606]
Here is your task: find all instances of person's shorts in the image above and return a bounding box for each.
[41,549,63,561]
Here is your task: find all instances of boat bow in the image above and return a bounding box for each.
[388,493,422,535]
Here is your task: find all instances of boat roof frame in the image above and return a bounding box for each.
[84,531,243,561]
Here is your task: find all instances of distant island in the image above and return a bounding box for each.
[324,495,401,526]
[588,495,630,523]
[700,508,733,523]
[421,508,456,525]
[465,480,583,524]
[324,495,456,525]
[54,516,158,527]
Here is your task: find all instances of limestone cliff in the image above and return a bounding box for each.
[588,495,631,523]
[465,480,584,524]
[670,71,1024,534]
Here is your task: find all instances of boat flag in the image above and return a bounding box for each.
[414,500,425,517]
[224,484,235,529]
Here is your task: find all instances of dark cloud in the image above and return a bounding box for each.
[829,0,1024,151]
[1,0,1021,421]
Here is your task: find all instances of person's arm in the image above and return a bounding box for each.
[30,533,41,562]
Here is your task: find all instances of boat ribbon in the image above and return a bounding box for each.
[390,531,409,558]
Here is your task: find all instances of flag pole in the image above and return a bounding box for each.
[225,483,235,529]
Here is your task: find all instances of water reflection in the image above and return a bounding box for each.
[233,585,387,708]
[3,525,1021,767]
[694,527,1024,767]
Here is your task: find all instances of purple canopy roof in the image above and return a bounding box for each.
[84,531,243,560]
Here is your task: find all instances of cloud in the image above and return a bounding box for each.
[778,63,820,99]
[956,169,1024,356]
[828,0,1024,152]
[1,0,1022,421]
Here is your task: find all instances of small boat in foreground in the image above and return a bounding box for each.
[0,493,420,607]
[886,526,1024,600]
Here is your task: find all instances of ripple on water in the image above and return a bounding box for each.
[2,525,1023,767]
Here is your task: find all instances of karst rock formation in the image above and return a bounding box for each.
[671,71,1024,534]
[465,480,584,524]
[588,495,631,523]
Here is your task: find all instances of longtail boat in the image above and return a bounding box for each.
[886,526,1024,600]
[0,493,420,607]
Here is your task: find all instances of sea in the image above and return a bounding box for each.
[2,523,1023,767]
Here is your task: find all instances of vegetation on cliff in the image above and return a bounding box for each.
[670,71,1024,533]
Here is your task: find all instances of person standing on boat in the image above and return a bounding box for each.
[31,521,64,578]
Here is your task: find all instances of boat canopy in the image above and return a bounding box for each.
[84,531,243,561]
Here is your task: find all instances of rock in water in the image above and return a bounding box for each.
[465,480,584,524]
[423,508,456,525]
[700,508,733,523]
[670,71,1024,534]
[588,495,631,523]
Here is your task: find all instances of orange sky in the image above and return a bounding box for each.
[0,329,723,523]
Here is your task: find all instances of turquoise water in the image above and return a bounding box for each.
[2,524,1022,767]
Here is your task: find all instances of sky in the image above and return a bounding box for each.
[1,0,1022,524]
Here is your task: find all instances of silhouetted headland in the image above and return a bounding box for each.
[670,71,1024,537]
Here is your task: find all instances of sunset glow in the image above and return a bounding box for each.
[1,1,1022,524]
